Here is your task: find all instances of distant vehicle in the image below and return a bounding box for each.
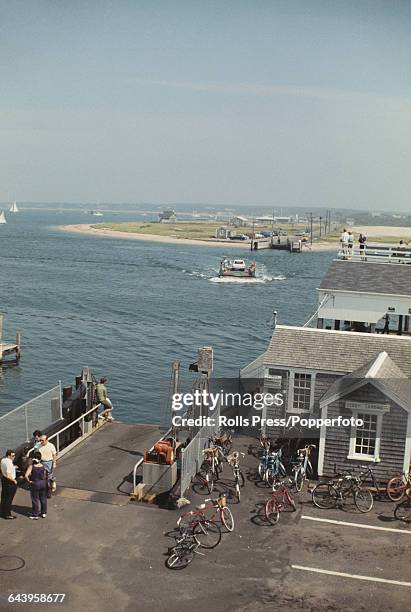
[278,230,288,236]
[294,230,307,237]
[260,231,272,238]
[254,233,265,239]
[229,234,249,241]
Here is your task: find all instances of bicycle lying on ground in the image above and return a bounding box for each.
[177,494,233,533]
[292,444,315,492]
[265,481,296,525]
[312,471,373,513]
[166,528,206,569]
[227,451,245,502]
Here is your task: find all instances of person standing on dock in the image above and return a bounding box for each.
[347,231,354,258]
[358,233,367,260]
[340,229,349,259]
[1,449,18,519]
[96,377,114,421]
[24,451,48,519]
[38,435,57,495]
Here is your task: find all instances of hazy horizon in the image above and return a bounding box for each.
[1,1,410,210]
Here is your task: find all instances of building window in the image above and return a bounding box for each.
[347,402,388,462]
[288,372,315,412]
[354,413,378,457]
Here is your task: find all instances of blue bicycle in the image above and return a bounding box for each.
[258,448,286,486]
[292,444,316,492]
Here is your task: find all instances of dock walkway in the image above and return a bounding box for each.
[2,427,409,612]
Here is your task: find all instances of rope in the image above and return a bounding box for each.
[302,293,333,327]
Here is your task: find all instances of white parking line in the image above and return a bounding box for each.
[301,515,411,535]
[292,565,411,587]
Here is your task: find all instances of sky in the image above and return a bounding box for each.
[0,1,410,210]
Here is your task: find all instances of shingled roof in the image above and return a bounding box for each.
[320,351,411,411]
[319,260,411,296]
[264,326,411,376]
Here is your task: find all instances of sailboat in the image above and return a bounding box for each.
[9,201,18,213]
[0,211,7,224]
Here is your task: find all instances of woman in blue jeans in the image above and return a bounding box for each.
[24,451,47,519]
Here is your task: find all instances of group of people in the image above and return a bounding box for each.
[339,229,367,259]
[1,376,114,521]
[0,432,57,520]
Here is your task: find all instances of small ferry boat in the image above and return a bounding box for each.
[219,257,256,278]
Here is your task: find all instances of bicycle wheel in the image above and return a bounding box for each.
[238,470,245,488]
[223,439,232,454]
[312,483,339,509]
[194,519,222,549]
[386,476,406,502]
[221,506,235,532]
[285,490,297,511]
[266,468,275,487]
[295,468,304,492]
[265,499,280,525]
[394,498,411,523]
[258,462,265,480]
[205,468,214,494]
[354,487,373,513]
[166,546,195,570]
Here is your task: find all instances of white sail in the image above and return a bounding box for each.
[9,201,18,213]
[0,211,7,224]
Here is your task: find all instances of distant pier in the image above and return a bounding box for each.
[0,315,21,365]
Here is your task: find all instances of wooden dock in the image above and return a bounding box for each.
[0,315,21,365]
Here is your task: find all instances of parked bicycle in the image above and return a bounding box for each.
[387,468,411,502]
[227,451,245,502]
[198,447,221,493]
[177,495,233,533]
[258,448,286,486]
[166,528,205,569]
[312,472,373,513]
[211,429,232,456]
[258,428,271,451]
[265,481,296,525]
[292,444,316,492]
[394,492,411,523]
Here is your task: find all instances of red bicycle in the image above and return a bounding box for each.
[265,482,296,525]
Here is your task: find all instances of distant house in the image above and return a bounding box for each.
[274,216,291,224]
[230,215,249,227]
[215,226,233,239]
[158,210,177,223]
[241,325,411,479]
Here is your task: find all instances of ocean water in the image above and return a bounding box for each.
[0,209,335,422]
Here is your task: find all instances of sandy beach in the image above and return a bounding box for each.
[60,224,340,252]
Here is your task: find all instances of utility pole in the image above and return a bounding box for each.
[310,213,313,245]
[319,216,322,238]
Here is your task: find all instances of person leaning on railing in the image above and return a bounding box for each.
[96,376,114,422]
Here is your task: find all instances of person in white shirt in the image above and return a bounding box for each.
[340,228,350,259]
[1,449,18,519]
[39,435,57,493]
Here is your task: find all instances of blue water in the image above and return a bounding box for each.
[0,209,334,422]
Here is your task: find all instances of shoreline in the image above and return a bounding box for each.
[59,224,340,252]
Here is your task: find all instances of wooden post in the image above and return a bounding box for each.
[398,315,403,335]
[334,320,340,330]
[15,332,21,363]
[317,318,324,329]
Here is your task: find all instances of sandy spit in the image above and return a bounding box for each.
[59,224,339,252]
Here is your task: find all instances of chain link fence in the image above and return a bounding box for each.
[180,402,221,496]
[0,384,62,455]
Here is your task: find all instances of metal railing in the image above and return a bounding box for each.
[0,384,62,455]
[338,245,411,264]
[48,403,102,457]
[180,403,221,497]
